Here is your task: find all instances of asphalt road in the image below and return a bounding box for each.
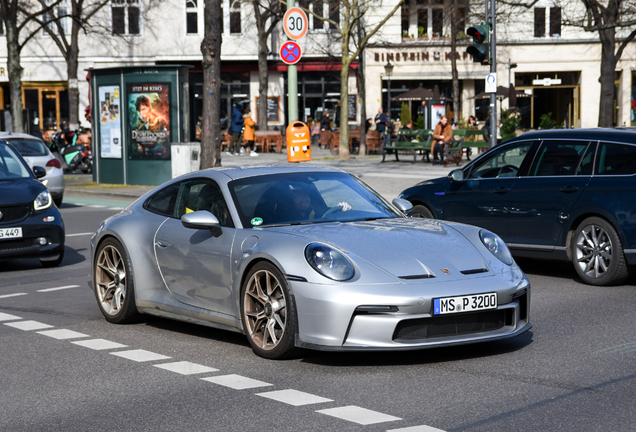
[1,198,636,432]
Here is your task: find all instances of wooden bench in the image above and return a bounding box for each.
[452,129,489,160]
[382,130,433,163]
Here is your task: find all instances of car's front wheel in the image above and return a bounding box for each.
[410,204,433,218]
[241,262,299,359]
[572,217,629,286]
[93,237,141,323]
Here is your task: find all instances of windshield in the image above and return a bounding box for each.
[0,143,33,180]
[229,172,402,227]
[5,138,48,157]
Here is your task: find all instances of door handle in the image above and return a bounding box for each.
[559,186,579,193]
[155,240,170,248]
[494,187,510,194]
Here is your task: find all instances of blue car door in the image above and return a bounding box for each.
[505,139,594,248]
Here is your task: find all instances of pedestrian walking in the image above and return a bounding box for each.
[241,107,258,157]
[310,117,321,149]
[227,102,244,156]
[374,107,388,142]
[319,112,332,149]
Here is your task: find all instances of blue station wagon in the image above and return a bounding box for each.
[399,129,636,286]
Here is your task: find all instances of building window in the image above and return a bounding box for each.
[186,0,198,34]
[403,0,454,39]
[417,9,428,37]
[401,3,409,35]
[42,2,70,35]
[328,0,339,30]
[229,0,241,34]
[534,8,545,37]
[550,7,561,37]
[432,8,443,36]
[112,0,140,36]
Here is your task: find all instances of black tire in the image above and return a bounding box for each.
[240,261,299,360]
[40,248,64,268]
[572,217,630,286]
[53,195,63,208]
[93,237,141,323]
[410,204,434,218]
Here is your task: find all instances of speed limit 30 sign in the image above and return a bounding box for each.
[283,7,308,40]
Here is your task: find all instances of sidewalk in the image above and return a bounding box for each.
[65,145,457,202]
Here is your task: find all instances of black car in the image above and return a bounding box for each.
[0,141,65,267]
[399,129,636,286]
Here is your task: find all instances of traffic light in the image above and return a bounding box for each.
[466,23,490,66]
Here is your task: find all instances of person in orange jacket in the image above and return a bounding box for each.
[241,108,258,156]
[431,115,453,165]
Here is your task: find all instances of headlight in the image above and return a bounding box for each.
[34,190,52,211]
[479,230,513,265]
[305,243,355,281]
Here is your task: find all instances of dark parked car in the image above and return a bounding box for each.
[399,129,636,286]
[0,141,65,267]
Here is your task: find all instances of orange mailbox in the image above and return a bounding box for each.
[286,121,311,163]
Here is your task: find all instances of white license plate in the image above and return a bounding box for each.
[0,227,23,240]
[433,293,497,315]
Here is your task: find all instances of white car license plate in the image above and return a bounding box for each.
[433,293,497,315]
[0,227,23,240]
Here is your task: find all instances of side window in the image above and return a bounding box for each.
[144,183,180,217]
[468,141,533,179]
[577,142,596,175]
[175,179,234,227]
[596,142,636,175]
[531,140,589,177]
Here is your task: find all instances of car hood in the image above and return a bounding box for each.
[269,218,489,281]
[0,179,42,205]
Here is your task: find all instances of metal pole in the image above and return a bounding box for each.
[489,0,497,148]
[387,77,391,121]
[287,0,298,123]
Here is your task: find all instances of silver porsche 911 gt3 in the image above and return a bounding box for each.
[90,165,531,359]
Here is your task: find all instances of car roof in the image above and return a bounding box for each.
[0,132,45,142]
[193,164,347,181]
[507,128,636,144]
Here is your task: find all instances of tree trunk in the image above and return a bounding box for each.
[6,23,24,133]
[255,9,269,131]
[200,0,223,168]
[339,65,350,159]
[598,28,617,127]
[67,13,81,130]
[357,18,366,155]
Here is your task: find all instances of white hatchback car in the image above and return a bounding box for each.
[0,133,65,207]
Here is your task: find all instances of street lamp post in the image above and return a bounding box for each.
[384,61,394,122]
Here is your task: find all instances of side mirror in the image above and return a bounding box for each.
[181,210,220,230]
[33,166,46,179]
[448,169,463,183]
[392,198,414,215]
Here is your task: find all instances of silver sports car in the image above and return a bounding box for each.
[91,166,531,359]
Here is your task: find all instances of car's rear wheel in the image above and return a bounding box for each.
[572,217,629,286]
[240,262,298,359]
[93,237,140,323]
[410,204,433,218]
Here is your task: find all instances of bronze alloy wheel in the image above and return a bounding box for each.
[94,238,140,323]
[573,217,629,286]
[241,262,298,359]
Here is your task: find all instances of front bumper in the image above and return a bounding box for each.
[290,274,531,351]
[0,208,64,260]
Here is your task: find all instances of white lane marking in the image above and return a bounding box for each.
[66,232,93,237]
[110,349,171,362]
[37,285,81,292]
[4,320,54,331]
[72,339,128,350]
[256,389,333,406]
[387,425,447,432]
[153,361,219,375]
[108,207,123,211]
[316,406,401,425]
[88,205,106,208]
[201,374,273,390]
[37,329,89,340]
[0,312,22,321]
[0,293,28,299]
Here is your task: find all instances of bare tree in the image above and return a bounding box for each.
[249,0,282,130]
[0,0,62,133]
[200,0,223,168]
[301,0,404,159]
[33,0,110,130]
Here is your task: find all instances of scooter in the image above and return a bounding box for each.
[49,131,92,174]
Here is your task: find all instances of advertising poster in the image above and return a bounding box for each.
[127,83,170,160]
[432,105,446,124]
[99,86,122,159]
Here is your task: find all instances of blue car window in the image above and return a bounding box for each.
[467,141,533,179]
[595,142,636,175]
[531,140,589,177]
[0,143,32,180]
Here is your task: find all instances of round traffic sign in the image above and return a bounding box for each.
[283,7,308,40]
[280,41,302,65]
